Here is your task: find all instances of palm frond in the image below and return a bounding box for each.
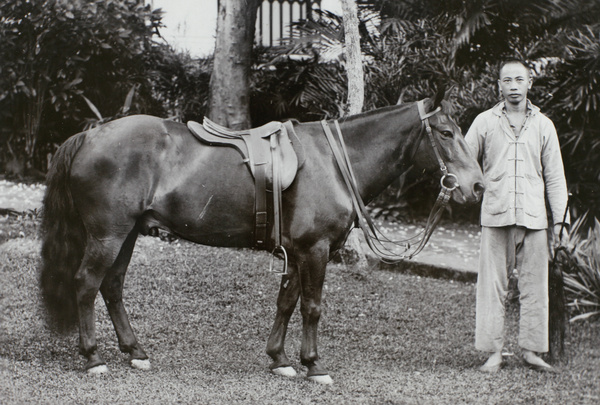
[559,214,600,322]
[453,10,491,48]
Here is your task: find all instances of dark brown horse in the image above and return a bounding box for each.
[40,95,483,383]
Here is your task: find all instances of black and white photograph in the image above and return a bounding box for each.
[1,0,599,403]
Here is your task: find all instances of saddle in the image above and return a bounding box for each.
[187,118,304,268]
[188,118,303,191]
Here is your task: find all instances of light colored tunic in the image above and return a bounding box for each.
[465,101,569,229]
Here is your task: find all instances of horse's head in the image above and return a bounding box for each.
[411,93,484,204]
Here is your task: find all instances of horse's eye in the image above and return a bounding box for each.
[440,130,454,139]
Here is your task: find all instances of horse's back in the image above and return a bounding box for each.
[68,115,257,246]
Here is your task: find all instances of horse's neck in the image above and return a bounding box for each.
[338,105,422,204]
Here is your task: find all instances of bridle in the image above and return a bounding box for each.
[416,99,459,194]
[321,99,460,262]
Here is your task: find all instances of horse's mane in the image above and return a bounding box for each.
[340,103,412,123]
[340,98,456,124]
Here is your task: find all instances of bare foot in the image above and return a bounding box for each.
[479,352,503,373]
[522,350,555,372]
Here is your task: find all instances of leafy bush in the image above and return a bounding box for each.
[0,0,163,172]
[542,24,600,227]
[555,214,600,322]
[146,46,212,123]
[250,50,347,124]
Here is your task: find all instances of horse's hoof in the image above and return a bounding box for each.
[271,366,297,378]
[87,364,109,375]
[307,374,333,385]
[131,359,151,370]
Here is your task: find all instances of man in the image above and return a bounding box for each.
[465,60,569,373]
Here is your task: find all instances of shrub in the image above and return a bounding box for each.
[555,214,600,322]
[0,0,163,172]
[250,49,347,124]
[146,46,212,123]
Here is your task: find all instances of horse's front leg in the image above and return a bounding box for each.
[297,244,333,384]
[266,265,300,377]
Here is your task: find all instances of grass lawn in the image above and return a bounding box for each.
[1,223,599,404]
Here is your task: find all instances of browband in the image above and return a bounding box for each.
[417,99,441,120]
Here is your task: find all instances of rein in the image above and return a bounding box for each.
[322,100,458,262]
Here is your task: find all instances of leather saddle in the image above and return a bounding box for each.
[187,118,303,191]
[187,118,305,264]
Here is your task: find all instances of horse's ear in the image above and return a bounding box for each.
[396,88,407,105]
[432,82,447,109]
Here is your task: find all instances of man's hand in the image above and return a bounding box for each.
[553,223,569,245]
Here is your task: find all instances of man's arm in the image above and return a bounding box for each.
[541,118,569,240]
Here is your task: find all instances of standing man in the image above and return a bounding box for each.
[465,60,569,373]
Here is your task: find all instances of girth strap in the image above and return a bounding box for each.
[253,135,269,249]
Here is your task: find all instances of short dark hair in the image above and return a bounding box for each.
[498,59,531,78]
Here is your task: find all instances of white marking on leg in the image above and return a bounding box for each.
[87,364,109,375]
[131,359,151,370]
[271,366,297,378]
[307,374,333,385]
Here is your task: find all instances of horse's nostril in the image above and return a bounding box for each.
[473,182,485,198]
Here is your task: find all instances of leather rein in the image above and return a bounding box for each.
[321,100,459,262]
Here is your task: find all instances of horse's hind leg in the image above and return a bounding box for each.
[266,265,300,378]
[75,236,128,374]
[99,228,150,370]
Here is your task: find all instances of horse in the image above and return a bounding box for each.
[40,92,484,384]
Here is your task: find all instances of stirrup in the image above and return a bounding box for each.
[269,245,288,275]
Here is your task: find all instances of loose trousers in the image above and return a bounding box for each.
[475,226,549,353]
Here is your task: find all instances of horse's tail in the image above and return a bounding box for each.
[40,132,88,333]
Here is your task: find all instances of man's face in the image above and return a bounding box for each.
[498,63,532,105]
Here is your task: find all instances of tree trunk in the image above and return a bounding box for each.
[340,0,367,268]
[341,0,364,115]
[208,0,261,130]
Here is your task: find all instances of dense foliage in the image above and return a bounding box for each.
[146,45,212,123]
[541,26,600,223]
[0,0,165,173]
[556,215,600,322]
